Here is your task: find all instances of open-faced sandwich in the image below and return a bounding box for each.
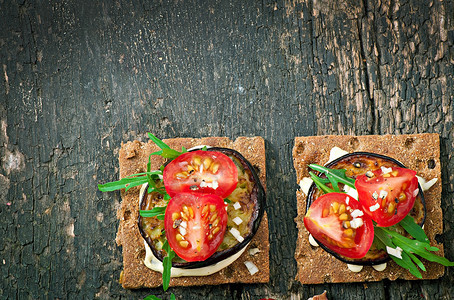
[98,134,269,290]
[293,133,453,284]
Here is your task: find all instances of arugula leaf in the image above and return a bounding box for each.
[140,206,167,219]
[224,198,232,204]
[309,164,356,191]
[98,173,160,192]
[148,133,185,160]
[202,145,208,151]
[309,171,335,194]
[162,240,175,291]
[144,296,161,300]
[399,215,429,243]
[170,294,176,300]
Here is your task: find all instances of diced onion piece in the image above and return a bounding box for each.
[229,227,244,243]
[244,261,259,275]
[386,246,403,259]
[233,202,241,210]
[179,226,187,236]
[309,234,319,247]
[347,264,363,272]
[232,217,243,225]
[249,248,261,256]
[299,177,314,196]
[372,263,387,271]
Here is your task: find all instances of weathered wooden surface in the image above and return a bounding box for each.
[1,0,453,299]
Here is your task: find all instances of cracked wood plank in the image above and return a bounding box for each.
[0,0,453,299]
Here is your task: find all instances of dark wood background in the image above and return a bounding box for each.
[1,0,453,299]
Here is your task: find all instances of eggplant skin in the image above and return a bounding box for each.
[306,152,426,266]
[138,147,266,269]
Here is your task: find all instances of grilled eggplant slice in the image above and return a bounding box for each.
[138,147,265,268]
[307,152,426,265]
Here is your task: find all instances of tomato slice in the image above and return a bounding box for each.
[355,167,418,227]
[163,150,238,198]
[304,193,374,259]
[164,193,228,262]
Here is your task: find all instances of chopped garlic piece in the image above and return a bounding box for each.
[372,263,387,272]
[200,180,219,189]
[386,246,403,259]
[347,264,363,272]
[230,228,244,243]
[299,177,314,196]
[233,202,241,210]
[244,261,259,275]
[232,217,243,225]
[369,203,380,212]
[179,226,187,236]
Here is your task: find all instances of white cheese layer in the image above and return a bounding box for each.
[139,183,248,277]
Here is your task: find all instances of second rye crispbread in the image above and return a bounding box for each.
[116,136,269,289]
[293,134,443,284]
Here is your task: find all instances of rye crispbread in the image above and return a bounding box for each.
[116,137,269,289]
[293,133,444,284]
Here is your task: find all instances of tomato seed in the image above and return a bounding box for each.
[344,228,354,237]
[179,240,189,248]
[211,163,220,174]
[322,208,329,218]
[212,227,220,234]
[339,213,348,221]
[172,212,180,221]
[210,213,217,222]
[203,158,213,170]
[387,202,395,214]
[332,202,339,214]
[176,234,183,241]
[212,218,219,227]
[193,157,201,166]
[209,205,216,212]
[343,220,351,228]
[188,207,194,218]
[339,204,346,214]
[202,205,208,215]
[398,193,406,202]
[208,234,213,240]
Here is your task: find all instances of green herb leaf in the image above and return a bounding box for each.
[202,145,208,151]
[98,176,148,192]
[148,133,186,160]
[309,171,335,194]
[309,164,356,191]
[140,206,167,218]
[399,215,429,243]
[162,240,175,291]
[144,296,161,300]
[170,294,176,300]
[148,133,172,150]
[224,198,232,203]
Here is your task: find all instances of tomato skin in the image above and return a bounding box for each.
[164,193,228,262]
[355,167,418,227]
[163,150,238,198]
[304,193,374,259]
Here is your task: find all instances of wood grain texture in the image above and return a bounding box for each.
[1,0,453,299]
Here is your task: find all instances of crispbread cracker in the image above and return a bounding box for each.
[293,134,443,284]
[116,137,269,289]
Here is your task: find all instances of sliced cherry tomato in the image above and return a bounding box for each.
[163,150,238,198]
[304,193,374,259]
[164,193,228,262]
[355,167,418,227]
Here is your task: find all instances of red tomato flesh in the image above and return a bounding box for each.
[163,150,238,198]
[164,193,228,262]
[355,167,418,227]
[304,193,374,259]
